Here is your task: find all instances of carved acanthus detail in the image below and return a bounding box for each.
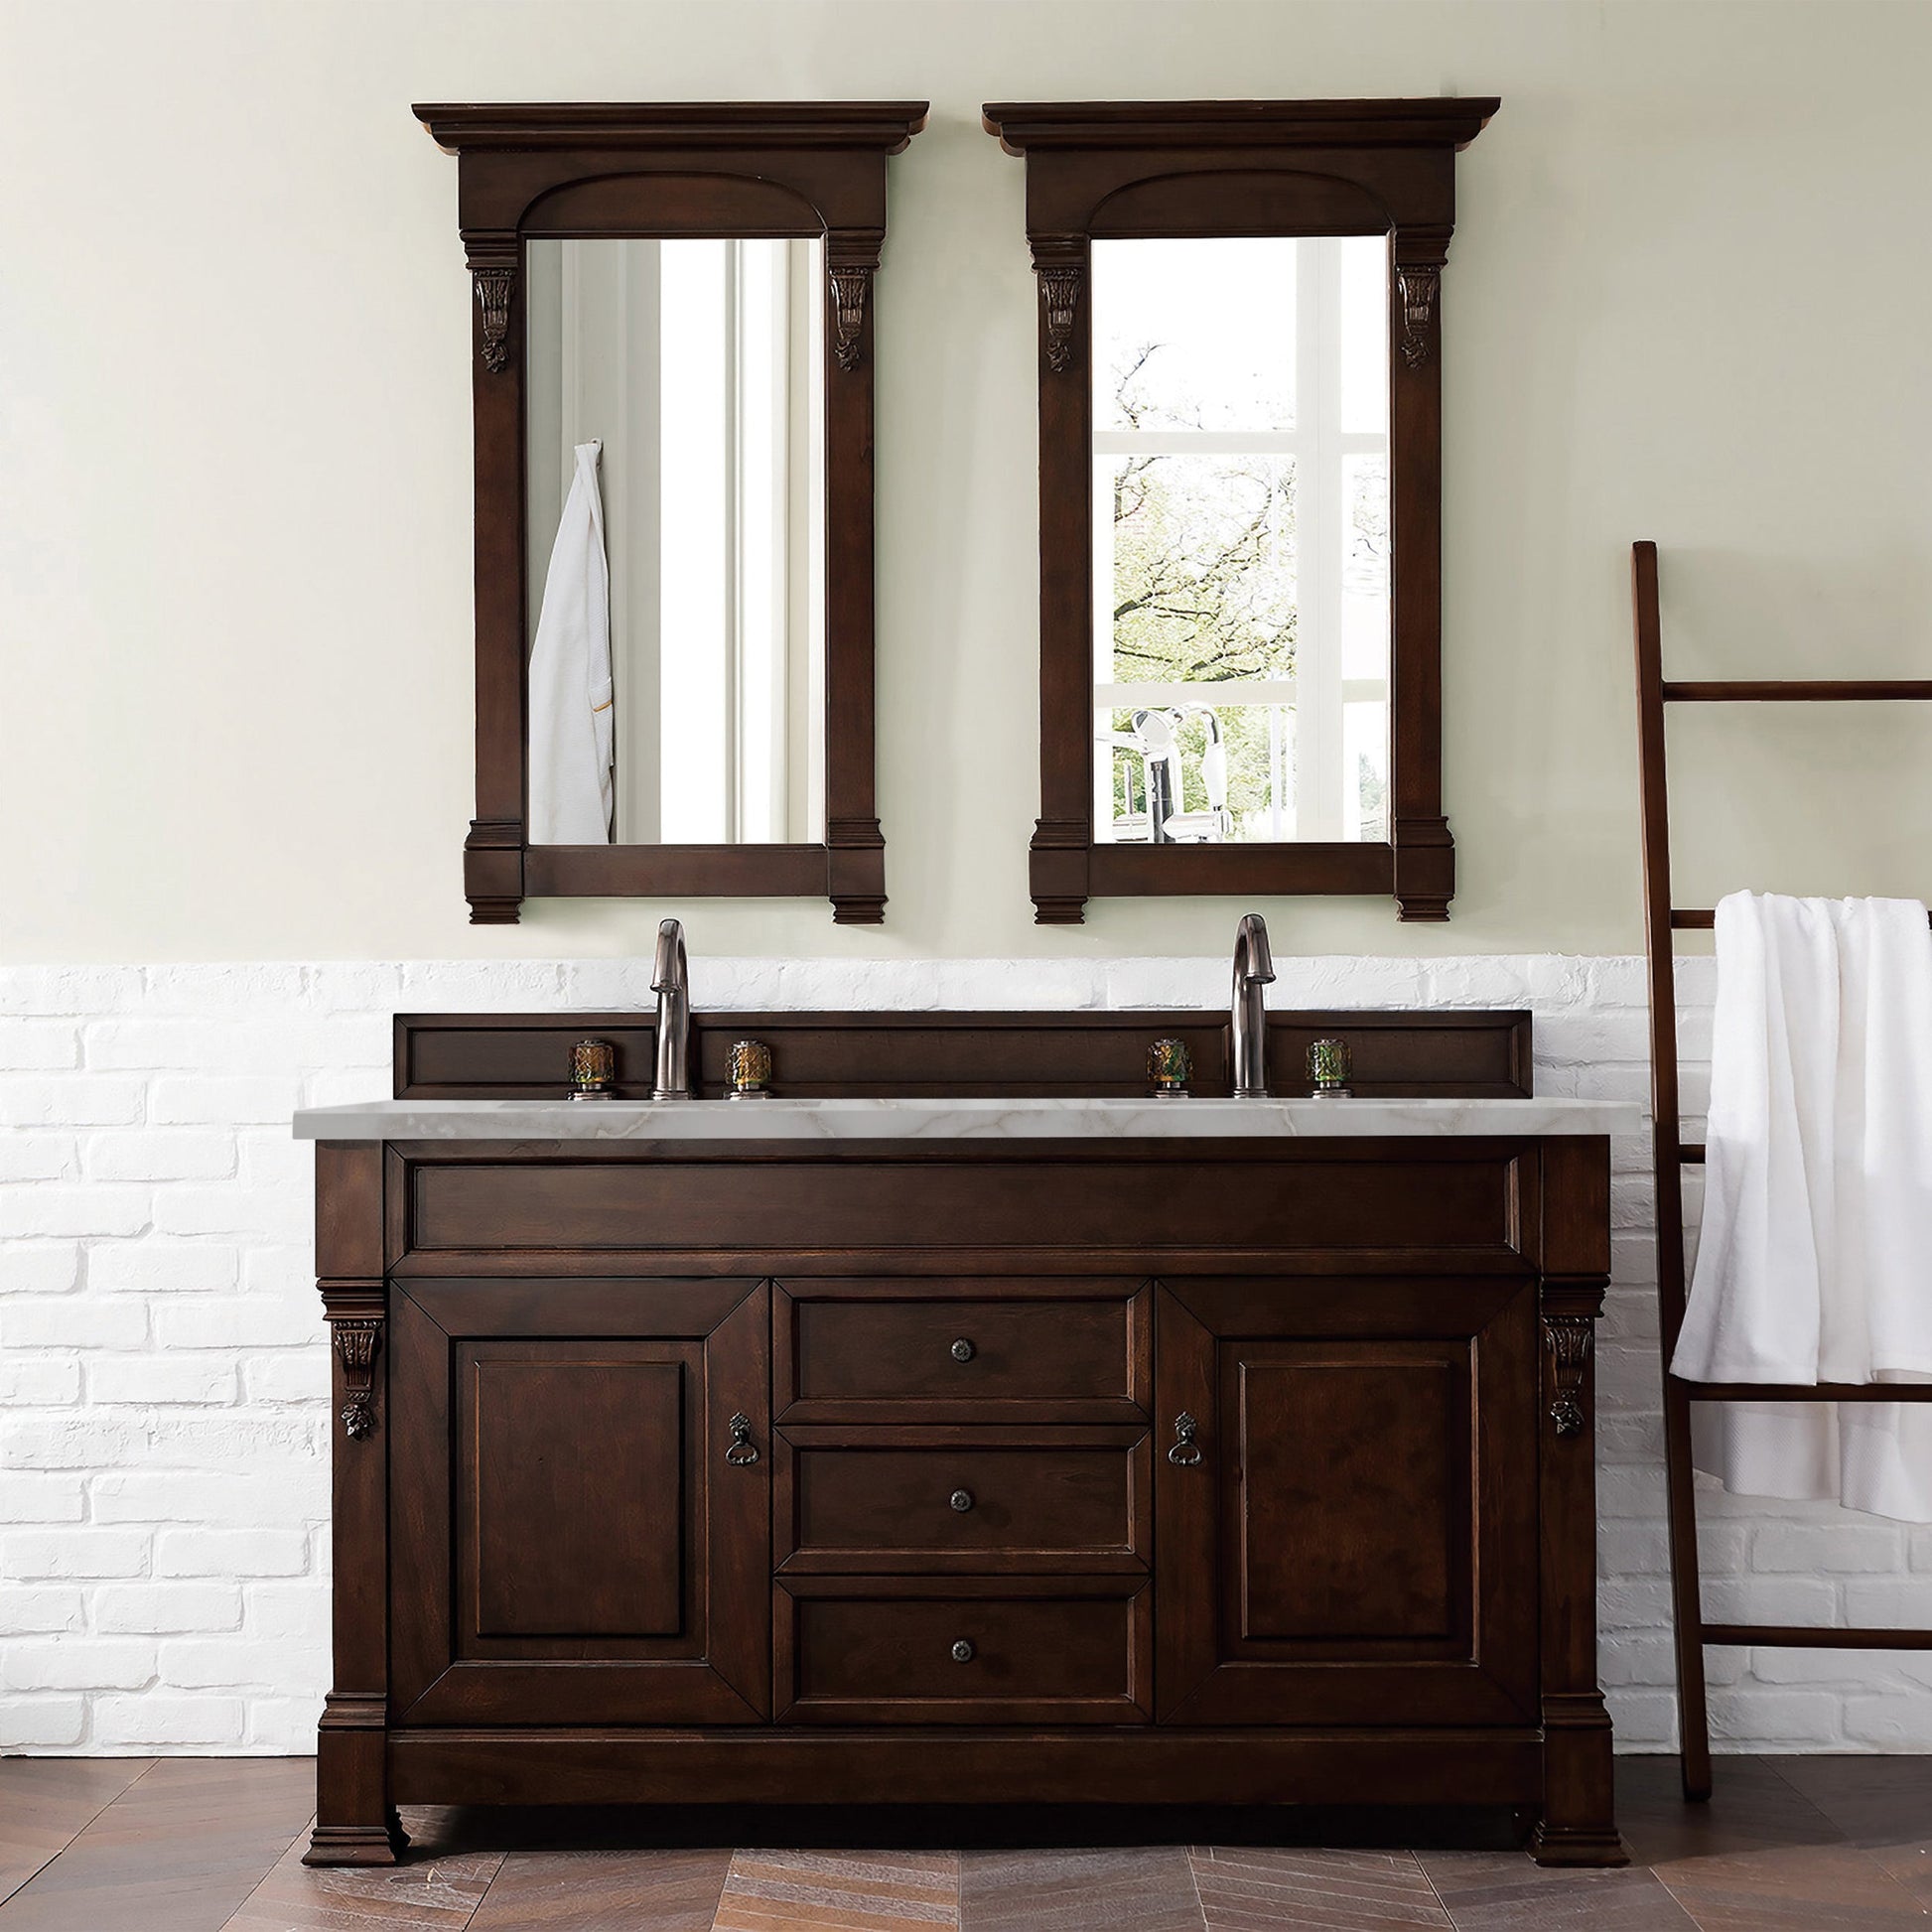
[473,265,515,374]
[830,266,870,372]
[1396,262,1440,369]
[1037,264,1082,374]
[1543,1313,1593,1439]
[332,1318,381,1441]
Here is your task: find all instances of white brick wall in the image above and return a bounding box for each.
[2,955,1928,1754]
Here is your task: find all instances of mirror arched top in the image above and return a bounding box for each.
[519,172,834,240]
[983,97,1496,925]
[416,101,926,925]
[1087,168,1395,240]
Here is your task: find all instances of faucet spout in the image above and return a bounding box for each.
[650,917,691,1100]
[1230,912,1276,1099]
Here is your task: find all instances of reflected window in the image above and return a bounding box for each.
[1091,235,1389,846]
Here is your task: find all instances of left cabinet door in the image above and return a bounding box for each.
[389,1278,769,1725]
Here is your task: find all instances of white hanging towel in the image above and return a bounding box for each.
[527,441,614,844]
[1673,891,1932,1521]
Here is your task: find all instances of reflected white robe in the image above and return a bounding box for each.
[527,441,613,843]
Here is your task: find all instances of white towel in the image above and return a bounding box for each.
[1673,892,1932,1521]
[527,441,614,844]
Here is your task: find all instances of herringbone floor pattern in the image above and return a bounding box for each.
[0,1756,1922,1930]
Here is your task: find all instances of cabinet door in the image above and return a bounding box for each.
[390,1278,768,1725]
[1155,1277,1537,1727]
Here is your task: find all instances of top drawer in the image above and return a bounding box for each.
[777,1280,1149,1422]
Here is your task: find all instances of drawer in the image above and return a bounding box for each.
[777,1579,1150,1724]
[777,1281,1148,1421]
[777,1428,1149,1573]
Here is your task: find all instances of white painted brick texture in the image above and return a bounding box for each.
[2,955,1927,1753]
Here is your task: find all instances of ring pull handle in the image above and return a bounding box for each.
[725,1412,759,1466]
[1168,1411,1203,1466]
[950,1338,975,1363]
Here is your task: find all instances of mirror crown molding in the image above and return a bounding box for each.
[981,98,1499,154]
[418,101,927,924]
[415,101,929,155]
[985,96,1496,924]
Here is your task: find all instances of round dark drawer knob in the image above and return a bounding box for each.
[950,1338,975,1363]
[949,1488,975,1513]
[951,1638,975,1663]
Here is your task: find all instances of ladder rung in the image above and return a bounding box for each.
[1675,1378,1932,1402]
[1702,1623,1932,1651]
[1678,1143,1705,1164]
[1662,680,1932,702]
[1674,906,1932,928]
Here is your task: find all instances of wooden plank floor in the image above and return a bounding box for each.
[0,1757,1923,1930]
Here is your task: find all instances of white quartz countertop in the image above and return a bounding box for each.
[293,1096,1641,1142]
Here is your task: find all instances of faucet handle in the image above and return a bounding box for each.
[1148,1037,1192,1098]
[568,1037,618,1102]
[1308,1036,1353,1099]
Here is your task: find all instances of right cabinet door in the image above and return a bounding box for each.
[1154,1276,1538,1727]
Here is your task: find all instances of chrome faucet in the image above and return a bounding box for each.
[650,917,691,1100]
[1230,912,1276,1098]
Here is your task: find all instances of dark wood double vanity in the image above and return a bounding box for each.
[301,1009,1631,1867]
[346,77,1629,1875]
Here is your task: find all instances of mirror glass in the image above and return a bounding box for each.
[524,237,826,846]
[1090,235,1390,846]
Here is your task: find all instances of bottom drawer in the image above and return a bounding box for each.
[777,1579,1150,1725]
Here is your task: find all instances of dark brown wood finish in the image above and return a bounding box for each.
[1153,1276,1539,1730]
[394,1008,1535,1100]
[309,1142,403,1868]
[311,1015,1618,1866]
[981,100,1497,922]
[387,1278,769,1729]
[414,103,926,924]
[1630,540,1932,1809]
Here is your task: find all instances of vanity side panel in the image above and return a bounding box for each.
[308,1142,403,1866]
[1530,1136,1626,1865]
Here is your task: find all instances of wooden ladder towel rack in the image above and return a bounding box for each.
[1631,539,1932,1802]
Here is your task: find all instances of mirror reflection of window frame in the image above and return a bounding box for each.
[1088,234,1391,849]
[984,97,1498,924]
[415,101,927,925]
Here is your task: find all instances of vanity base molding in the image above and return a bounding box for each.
[386,1728,1545,1809]
[307,1017,1624,1869]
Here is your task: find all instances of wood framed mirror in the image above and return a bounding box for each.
[983,99,1497,924]
[416,102,927,924]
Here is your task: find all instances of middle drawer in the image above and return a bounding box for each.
[775,1427,1151,1575]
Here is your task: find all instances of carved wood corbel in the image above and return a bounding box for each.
[1032,243,1083,374]
[322,1279,385,1443]
[333,1318,381,1440]
[1542,1312,1594,1440]
[829,265,870,372]
[465,234,517,375]
[1393,227,1450,372]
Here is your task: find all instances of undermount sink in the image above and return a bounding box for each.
[293,1094,1640,1142]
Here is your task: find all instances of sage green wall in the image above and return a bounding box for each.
[4,0,1928,962]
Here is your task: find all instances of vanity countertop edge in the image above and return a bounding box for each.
[293,1095,1643,1142]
